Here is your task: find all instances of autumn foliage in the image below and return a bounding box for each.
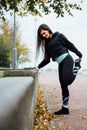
[34,85,53,130]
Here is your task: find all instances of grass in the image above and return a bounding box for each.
[0,71,4,78]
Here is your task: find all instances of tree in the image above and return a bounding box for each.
[0,0,83,20]
[0,40,10,67]
[16,38,30,66]
[0,21,30,67]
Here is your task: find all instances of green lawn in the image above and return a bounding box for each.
[0,71,4,78]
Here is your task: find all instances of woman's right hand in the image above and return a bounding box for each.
[31,67,39,72]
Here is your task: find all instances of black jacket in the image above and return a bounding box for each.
[38,32,82,69]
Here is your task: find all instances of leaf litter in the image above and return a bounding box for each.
[34,85,53,130]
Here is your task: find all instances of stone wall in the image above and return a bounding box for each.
[0,70,38,130]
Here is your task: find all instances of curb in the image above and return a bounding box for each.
[43,87,57,130]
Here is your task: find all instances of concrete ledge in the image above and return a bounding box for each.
[0,71,38,130]
[3,69,36,77]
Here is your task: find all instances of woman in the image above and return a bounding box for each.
[35,24,82,115]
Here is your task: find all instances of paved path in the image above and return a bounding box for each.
[39,71,87,130]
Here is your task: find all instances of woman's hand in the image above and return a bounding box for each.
[31,67,39,72]
[80,58,82,62]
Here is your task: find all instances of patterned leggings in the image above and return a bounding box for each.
[58,54,78,107]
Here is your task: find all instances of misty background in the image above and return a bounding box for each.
[5,1,87,73]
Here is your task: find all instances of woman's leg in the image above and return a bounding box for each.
[60,55,80,85]
[73,58,81,76]
[54,55,80,115]
[54,60,70,115]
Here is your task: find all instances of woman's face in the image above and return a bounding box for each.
[40,30,52,39]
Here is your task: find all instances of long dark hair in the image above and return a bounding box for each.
[36,24,53,57]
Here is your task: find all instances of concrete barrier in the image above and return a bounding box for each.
[0,70,38,130]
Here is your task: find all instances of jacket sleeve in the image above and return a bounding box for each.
[38,48,51,69]
[38,57,50,69]
[59,33,82,58]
